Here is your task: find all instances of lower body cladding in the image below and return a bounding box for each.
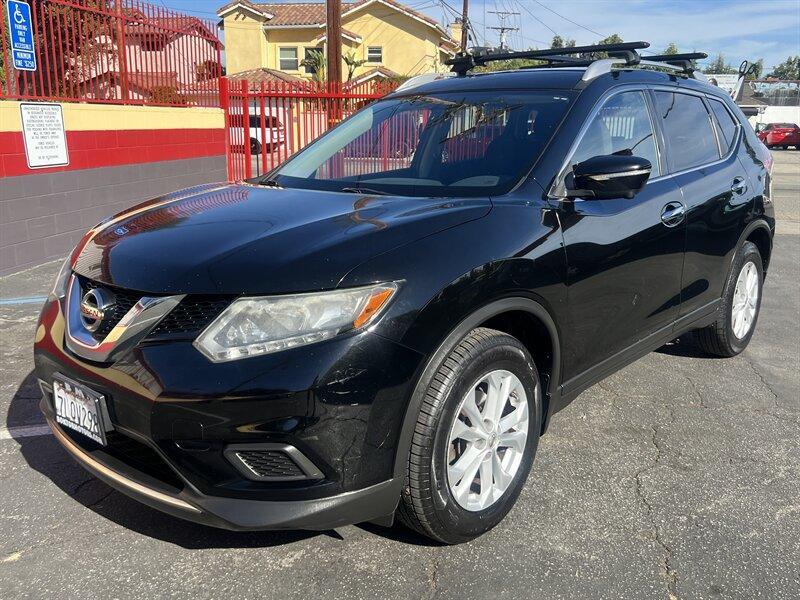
[33,297,424,530]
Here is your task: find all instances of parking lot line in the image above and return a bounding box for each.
[0,296,47,306]
[0,424,51,441]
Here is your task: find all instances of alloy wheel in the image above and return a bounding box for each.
[447,369,529,511]
[732,261,759,339]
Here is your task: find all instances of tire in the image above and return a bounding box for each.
[397,327,542,544]
[695,241,763,357]
[250,138,262,155]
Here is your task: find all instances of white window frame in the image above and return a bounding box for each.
[279,47,299,71]
[366,46,383,63]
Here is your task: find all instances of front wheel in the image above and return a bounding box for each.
[250,138,262,155]
[695,241,763,357]
[397,327,542,544]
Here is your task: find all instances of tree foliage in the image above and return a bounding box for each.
[703,53,737,74]
[343,50,366,82]
[300,49,326,83]
[767,56,800,80]
[747,59,764,80]
[662,42,679,55]
[550,34,575,49]
[596,33,624,46]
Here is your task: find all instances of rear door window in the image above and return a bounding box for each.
[708,98,739,154]
[653,92,719,172]
[571,90,660,178]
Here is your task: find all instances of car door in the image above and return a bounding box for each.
[651,90,753,320]
[556,89,687,384]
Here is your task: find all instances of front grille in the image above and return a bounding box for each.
[235,450,306,479]
[76,276,231,341]
[149,296,230,337]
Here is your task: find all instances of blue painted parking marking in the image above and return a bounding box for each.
[0,296,47,306]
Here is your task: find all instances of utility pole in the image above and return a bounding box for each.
[460,0,469,53]
[326,0,342,84]
[488,10,520,51]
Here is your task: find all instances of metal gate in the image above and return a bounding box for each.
[221,78,398,181]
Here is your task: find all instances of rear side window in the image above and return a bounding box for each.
[708,98,739,153]
[571,90,660,177]
[654,92,718,172]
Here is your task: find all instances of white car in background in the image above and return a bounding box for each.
[230,109,286,155]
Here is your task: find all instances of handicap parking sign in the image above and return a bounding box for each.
[6,0,36,72]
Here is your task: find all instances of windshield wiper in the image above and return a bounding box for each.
[257,178,282,187]
[340,186,389,196]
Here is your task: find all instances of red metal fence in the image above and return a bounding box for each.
[224,78,400,181]
[0,0,222,107]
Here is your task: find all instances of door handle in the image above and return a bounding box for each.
[731,177,747,195]
[661,202,686,227]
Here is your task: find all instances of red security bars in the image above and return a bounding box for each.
[224,78,399,182]
[0,0,222,107]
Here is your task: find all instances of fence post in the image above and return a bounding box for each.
[220,76,234,182]
[0,6,16,97]
[115,0,129,103]
[242,79,252,179]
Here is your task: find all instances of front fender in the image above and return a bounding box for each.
[338,199,570,480]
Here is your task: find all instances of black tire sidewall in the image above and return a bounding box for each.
[428,341,541,542]
[723,243,763,354]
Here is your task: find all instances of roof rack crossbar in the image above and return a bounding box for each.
[643,52,709,62]
[643,52,707,72]
[446,41,650,76]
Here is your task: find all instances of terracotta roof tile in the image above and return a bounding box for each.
[226,67,305,88]
[252,0,447,33]
[256,2,356,26]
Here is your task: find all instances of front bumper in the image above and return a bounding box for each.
[34,295,424,530]
[42,407,401,530]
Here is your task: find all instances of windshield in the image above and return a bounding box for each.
[268,90,575,197]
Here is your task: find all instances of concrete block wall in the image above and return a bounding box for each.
[1,156,226,274]
[1,101,228,275]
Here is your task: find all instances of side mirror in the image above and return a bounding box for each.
[566,155,652,200]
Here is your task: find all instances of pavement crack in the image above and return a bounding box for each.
[634,424,679,600]
[425,553,440,599]
[741,355,780,408]
[682,375,706,409]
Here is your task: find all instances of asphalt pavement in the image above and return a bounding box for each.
[1,150,798,600]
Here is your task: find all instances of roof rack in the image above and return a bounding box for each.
[445,42,709,83]
[446,41,650,76]
[641,52,708,73]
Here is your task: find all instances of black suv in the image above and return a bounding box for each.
[34,43,774,544]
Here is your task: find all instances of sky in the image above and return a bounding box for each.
[161,0,800,74]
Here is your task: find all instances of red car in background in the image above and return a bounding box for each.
[756,122,800,149]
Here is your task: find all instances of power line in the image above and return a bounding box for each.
[512,0,559,37]
[525,0,606,38]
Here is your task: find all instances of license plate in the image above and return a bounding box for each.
[52,376,111,445]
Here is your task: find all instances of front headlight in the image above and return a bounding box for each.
[194,283,398,362]
[50,257,72,299]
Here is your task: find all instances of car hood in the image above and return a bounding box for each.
[71,182,491,294]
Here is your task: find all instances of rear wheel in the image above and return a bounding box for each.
[397,327,542,544]
[695,241,763,357]
[250,138,262,155]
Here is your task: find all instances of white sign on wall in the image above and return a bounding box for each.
[705,74,739,95]
[19,103,69,169]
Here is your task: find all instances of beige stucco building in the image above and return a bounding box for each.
[217,0,458,82]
